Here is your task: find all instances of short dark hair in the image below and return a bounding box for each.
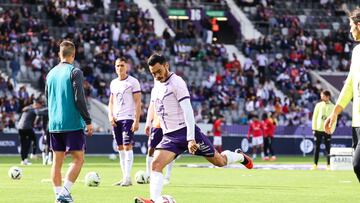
[116,57,128,63]
[349,8,360,23]
[147,53,167,66]
[59,40,75,58]
[322,90,331,97]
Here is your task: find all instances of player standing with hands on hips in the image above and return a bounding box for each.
[46,40,93,203]
[134,54,253,203]
[324,8,360,182]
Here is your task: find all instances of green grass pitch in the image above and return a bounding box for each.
[0,155,359,203]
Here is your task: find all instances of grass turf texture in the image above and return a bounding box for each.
[0,155,358,203]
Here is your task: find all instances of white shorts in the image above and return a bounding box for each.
[213,136,222,146]
[252,136,264,146]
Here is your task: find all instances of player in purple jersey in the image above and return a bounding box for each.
[134,54,253,203]
[108,57,142,187]
[145,95,174,185]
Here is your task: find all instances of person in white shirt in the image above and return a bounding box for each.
[108,57,141,187]
[134,54,253,203]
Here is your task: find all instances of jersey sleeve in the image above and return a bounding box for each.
[132,78,141,94]
[173,76,190,102]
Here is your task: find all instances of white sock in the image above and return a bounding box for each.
[221,150,244,165]
[125,150,133,180]
[48,153,53,163]
[54,186,62,197]
[150,171,164,201]
[60,180,73,195]
[165,160,174,179]
[42,152,46,164]
[119,150,125,179]
[261,152,264,158]
[146,155,153,175]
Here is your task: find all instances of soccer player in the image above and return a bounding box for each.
[262,113,276,161]
[212,115,225,153]
[37,106,52,165]
[108,57,141,186]
[18,99,44,165]
[247,115,264,160]
[325,8,360,182]
[145,92,174,185]
[134,54,253,203]
[312,90,335,170]
[46,40,93,203]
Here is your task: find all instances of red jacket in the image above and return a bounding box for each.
[213,119,222,137]
[247,120,263,138]
[262,118,276,138]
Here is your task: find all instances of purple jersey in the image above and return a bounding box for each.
[151,73,190,134]
[110,75,141,121]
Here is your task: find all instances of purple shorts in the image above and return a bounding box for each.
[156,126,215,157]
[113,120,134,146]
[148,128,163,149]
[50,130,85,152]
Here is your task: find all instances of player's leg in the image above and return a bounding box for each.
[51,151,65,199]
[252,137,257,159]
[121,120,135,186]
[30,129,37,159]
[193,127,253,169]
[263,136,269,160]
[113,121,126,184]
[213,136,222,153]
[324,133,331,169]
[19,130,31,164]
[146,128,162,176]
[50,133,66,200]
[135,129,184,202]
[57,130,85,203]
[312,131,322,169]
[150,149,176,201]
[134,149,177,203]
[269,137,276,160]
[259,137,265,159]
[352,127,360,182]
[146,146,155,176]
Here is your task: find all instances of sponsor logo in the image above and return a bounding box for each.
[300,139,314,153]
[0,141,16,147]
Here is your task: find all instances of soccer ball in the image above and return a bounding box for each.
[8,166,22,180]
[135,170,149,184]
[155,195,176,203]
[84,172,100,187]
[108,153,117,160]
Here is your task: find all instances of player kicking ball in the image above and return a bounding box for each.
[134,54,253,203]
[145,92,174,185]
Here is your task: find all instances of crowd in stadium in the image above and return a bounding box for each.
[0,0,353,132]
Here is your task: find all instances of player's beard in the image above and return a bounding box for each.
[351,26,360,41]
